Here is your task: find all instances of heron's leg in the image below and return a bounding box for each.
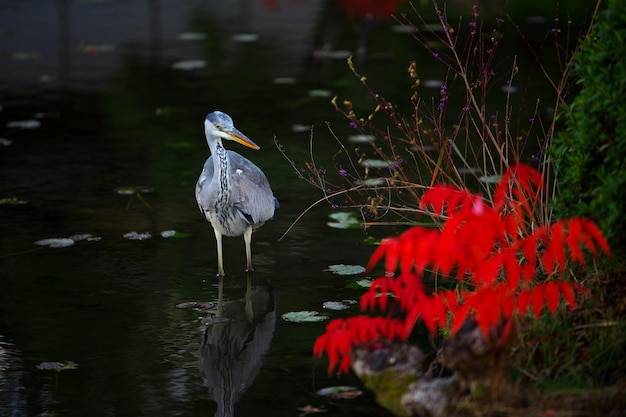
[214,229,225,276]
[243,226,253,272]
[245,271,253,322]
[216,274,224,318]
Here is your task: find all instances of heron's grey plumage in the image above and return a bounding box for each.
[196,111,278,275]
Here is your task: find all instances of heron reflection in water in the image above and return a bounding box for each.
[200,275,277,417]
[196,111,279,276]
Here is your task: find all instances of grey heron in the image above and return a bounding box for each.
[196,111,278,276]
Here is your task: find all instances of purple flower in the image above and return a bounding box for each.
[339,169,347,177]
[349,121,357,129]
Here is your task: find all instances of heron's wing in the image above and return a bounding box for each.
[227,151,277,227]
[195,157,215,212]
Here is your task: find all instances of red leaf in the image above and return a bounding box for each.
[530,286,545,318]
[451,303,472,334]
[581,218,612,256]
[414,230,437,275]
[565,219,585,265]
[474,254,502,286]
[545,282,561,315]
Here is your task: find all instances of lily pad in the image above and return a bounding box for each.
[360,159,395,169]
[176,301,214,310]
[421,79,445,88]
[232,33,259,42]
[347,134,375,143]
[355,178,387,186]
[36,361,78,371]
[313,50,352,59]
[172,60,206,71]
[35,238,75,248]
[177,32,206,41]
[291,124,312,133]
[478,174,502,184]
[355,278,373,289]
[0,197,27,205]
[316,386,363,399]
[114,186,154,195]
[160,230,176,238]
[322,300,357,311]
[0,138,13,147]
[123,231,151,240]
[308,89,332,98]
[327,212,360,229]
[281,311,329,323]
[325,264,365,276]
[7,120,41,129]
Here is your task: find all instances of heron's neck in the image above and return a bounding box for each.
[211,138,230,203]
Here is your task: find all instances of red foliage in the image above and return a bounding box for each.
[314,164,611,375]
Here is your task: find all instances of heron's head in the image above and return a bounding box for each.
[204,111,260,150]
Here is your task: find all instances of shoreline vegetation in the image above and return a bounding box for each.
[279,1,625,415]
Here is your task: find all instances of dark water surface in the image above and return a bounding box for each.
[0,1,596,416]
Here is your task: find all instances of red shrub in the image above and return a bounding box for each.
[314,164,611,375]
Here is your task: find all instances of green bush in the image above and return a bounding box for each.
[552,0,626,247]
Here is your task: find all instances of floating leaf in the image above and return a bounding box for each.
[308,89,332,98]
[327,212,360,229]
[177,32,206,41]
[316,386,363,399]
[313,50,351,59]
[114,186,153,195]
[322,300,356,310]
[355,279,372,288]
[355,178,387,186]
[176,301,214,310]
[36,361,78,371]
[291,124,312,133]
[421,79,445,88]
[322,301,350,311]
[69,233,94,242]
[161,230,176,238]
[232,33,259,42]
[282,311,328,323]
[123,231,151,240]
[7,120,41,129]
[325,264,365,276]
[35,238,75,248]
[0,197,27,205]
[360,159,394,168]
[347,134,375,143]
[478,174,502,184]
[297,404,328,414]
[0,138,13,147]
[172,60,206,71]
[391,24,418,33]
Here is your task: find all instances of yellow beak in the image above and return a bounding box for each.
[226,128,260,150]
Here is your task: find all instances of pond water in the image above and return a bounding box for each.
[0,1,596,416]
